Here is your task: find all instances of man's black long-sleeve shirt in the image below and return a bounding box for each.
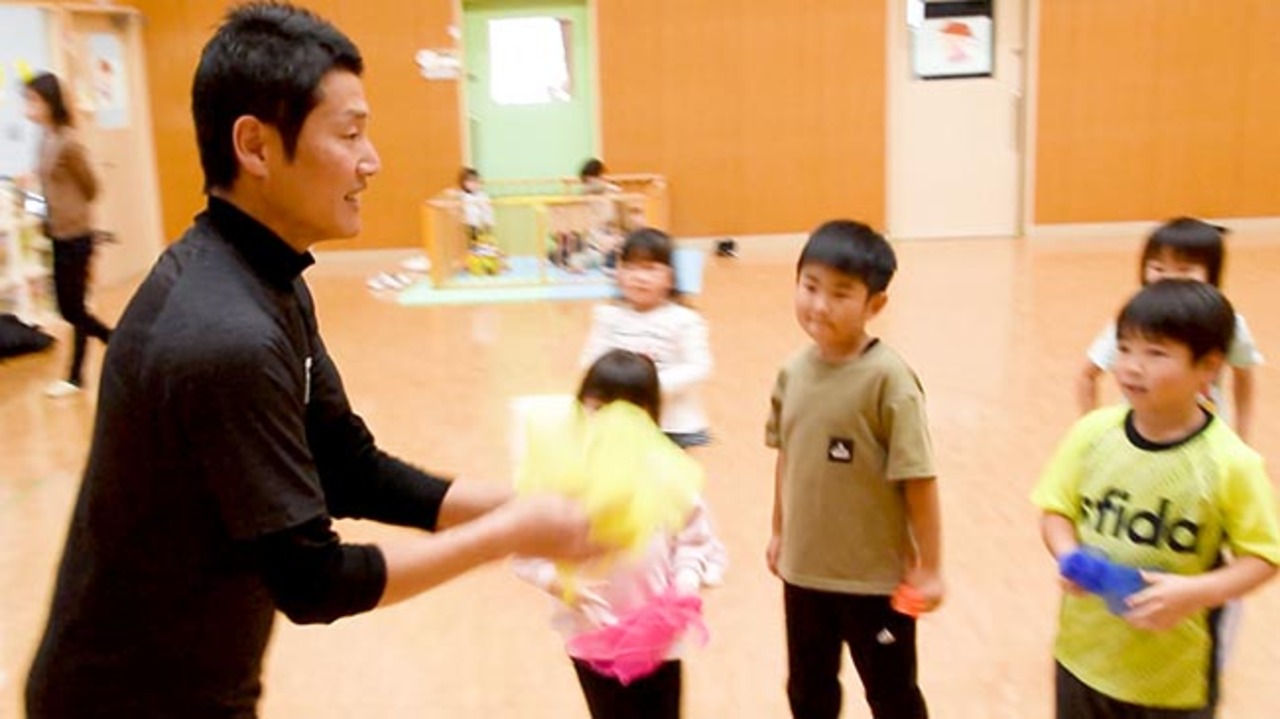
[26,197,451,718]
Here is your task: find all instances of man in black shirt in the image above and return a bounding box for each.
[25,4,596,717]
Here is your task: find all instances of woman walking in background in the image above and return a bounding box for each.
[24,72,112,398]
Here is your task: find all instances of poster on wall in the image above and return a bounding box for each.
[911,1,995,80]
[87,33,129,129]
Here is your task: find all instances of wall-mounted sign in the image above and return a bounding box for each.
[911,1,995,80]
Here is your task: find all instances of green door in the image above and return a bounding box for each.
[463,0,595,181]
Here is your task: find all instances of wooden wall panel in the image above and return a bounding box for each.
[598,0,886,236]
[125,0,221,245]
[122,0,884,245]
[324,0,462,250]
[1036,0,1280,223]
[52,0,1280,241]
[128,0,461,250]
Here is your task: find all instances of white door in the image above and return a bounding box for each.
[887,0,1026,239]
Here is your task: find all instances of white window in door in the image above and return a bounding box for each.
[488,17,573,105]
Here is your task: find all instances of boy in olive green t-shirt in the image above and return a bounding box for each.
[766,220,944,719]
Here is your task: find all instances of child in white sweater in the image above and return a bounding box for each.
[580,229,712,448]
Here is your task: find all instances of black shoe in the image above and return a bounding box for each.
[715,239,738,258]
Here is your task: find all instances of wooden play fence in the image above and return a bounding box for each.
[420,174,668,288]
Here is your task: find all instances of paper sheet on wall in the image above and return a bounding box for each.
[912,16,994,79]
[87,33,129,129]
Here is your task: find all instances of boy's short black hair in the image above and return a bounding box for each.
[1116,279,1235,361]
[796,220,897,294]
[1140,217,1226,287]
[577,349,661,423]
[193,2,363,192]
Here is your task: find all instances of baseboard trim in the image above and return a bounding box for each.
[676,232,807,250]
[1028,216,1280,240]
[312,247,423,263]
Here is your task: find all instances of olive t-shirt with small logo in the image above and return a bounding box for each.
[766,341,936,595]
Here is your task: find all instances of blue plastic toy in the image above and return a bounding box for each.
[1058,548,1147,615]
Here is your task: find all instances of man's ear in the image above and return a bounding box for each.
[231,116,271,179]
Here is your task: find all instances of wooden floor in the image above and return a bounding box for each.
[3,232,1279,717]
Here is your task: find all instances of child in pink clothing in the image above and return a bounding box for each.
[513,349,726,719]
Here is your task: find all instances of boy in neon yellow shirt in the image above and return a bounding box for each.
[1033,280,1280,717]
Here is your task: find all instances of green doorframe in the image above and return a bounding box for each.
[459,0,599,181]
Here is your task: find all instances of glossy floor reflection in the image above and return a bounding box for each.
[3,233,1278,717]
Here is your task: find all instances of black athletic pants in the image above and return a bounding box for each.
[1056,662,1216,719]
[784,582,927,719]
[571,657,682,719]
[52,235,112,385]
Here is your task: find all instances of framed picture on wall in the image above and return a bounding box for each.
[911,1,994,80]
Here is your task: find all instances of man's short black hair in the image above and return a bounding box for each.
[1116,279,1235,361]
[796,220,897,294]
[193,2,363,192]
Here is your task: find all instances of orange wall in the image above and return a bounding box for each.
[129,0,462,250]
[597,0,886,236]
[126,0,883,245]
[28,1,1280,242]
[1036,0,1280,223]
